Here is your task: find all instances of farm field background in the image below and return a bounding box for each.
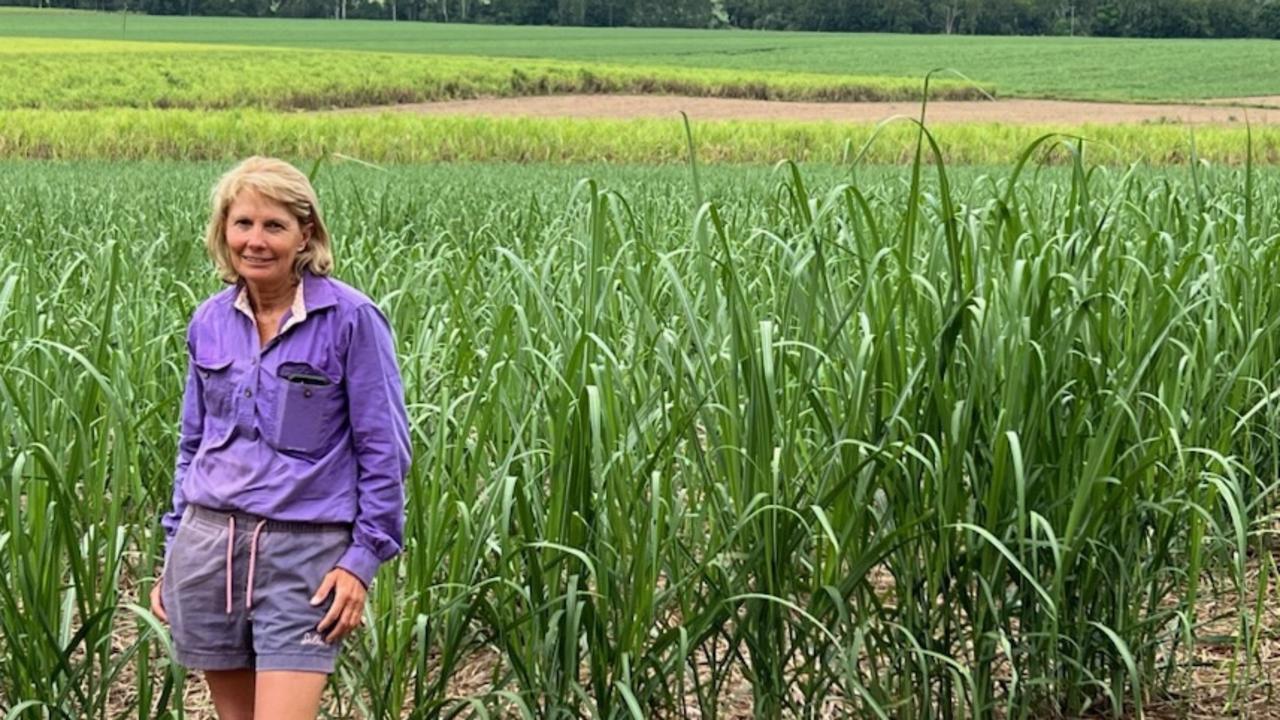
[0,37,985,110]
[5,7,1280,719]
[5,10,1280,166]
[4,7,1280,101]
[10,108,1280,164]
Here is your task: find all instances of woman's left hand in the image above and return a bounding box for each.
[312,567,368,644]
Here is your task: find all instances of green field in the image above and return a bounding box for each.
[4,8,1280,101]
[4,10,1279,167]
[4,9,1280,718]
[2,158,1277,717]
[0,38,984,110]
[4,108,1279,165]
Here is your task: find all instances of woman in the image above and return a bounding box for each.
[150,156,411,720]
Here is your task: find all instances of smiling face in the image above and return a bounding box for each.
[224,189,312,295]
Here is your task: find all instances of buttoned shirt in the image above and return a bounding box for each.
[161,270,411,587]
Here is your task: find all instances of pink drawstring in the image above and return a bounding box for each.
[245,519,267,610]
[226,516,235,614]
[225,515,269,614]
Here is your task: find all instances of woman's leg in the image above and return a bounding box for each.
[205,669,255,720]
[253,670,328,720]
[248,523,348,718]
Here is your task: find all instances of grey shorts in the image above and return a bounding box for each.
[162,504,352,673]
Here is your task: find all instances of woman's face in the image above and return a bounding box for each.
[225,189,311,292]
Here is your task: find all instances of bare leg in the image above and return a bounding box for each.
[254,670,328,720]
[205,669,255,720]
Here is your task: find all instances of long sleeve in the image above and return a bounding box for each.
[160,331,205,566]
[335,302,412,588]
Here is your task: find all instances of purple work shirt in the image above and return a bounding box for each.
[161,270,411,588]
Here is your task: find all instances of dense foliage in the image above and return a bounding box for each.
[0,38,983,110]
[1,152,1277,718]
[6,108,1280,164]
[7,0,1280,38]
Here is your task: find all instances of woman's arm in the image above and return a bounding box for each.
[159,326,205,566]
[335,302,412,588]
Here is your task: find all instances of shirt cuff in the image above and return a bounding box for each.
[336,544,382,589]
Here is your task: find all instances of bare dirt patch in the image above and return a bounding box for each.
[1207,96,1280,109]
[341,94,1280,125]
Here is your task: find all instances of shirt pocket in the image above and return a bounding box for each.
[272,362,345,456]
[193,357,235,432]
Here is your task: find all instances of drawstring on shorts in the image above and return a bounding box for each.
[225,515,269,614]
[183,505,350,617]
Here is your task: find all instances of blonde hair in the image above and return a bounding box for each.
[204,156,334,283]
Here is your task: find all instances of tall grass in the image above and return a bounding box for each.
[0,154,1277,718]
[5,110,1280,166]
[0,38,988,112]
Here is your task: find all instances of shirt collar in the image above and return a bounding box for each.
[232,271,337,330]
[300,269,338,314]
[232,283,256,320]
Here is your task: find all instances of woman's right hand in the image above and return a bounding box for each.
[150,578,168,624]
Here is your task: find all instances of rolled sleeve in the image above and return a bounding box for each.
[161,332,204,566]
[335,303,411,588]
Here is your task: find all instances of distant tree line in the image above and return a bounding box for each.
[11,0,1280,38]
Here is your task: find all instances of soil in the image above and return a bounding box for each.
[341,94,1280,125]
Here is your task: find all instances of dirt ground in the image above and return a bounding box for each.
[344,94,1280,125]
